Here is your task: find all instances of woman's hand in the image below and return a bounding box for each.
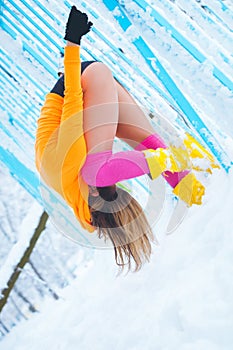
[66,41,79,47]
[64,6,93,45]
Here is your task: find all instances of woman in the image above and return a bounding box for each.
[35,7,210,272]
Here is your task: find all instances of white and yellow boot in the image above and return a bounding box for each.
[143,146,191,180]
[183,132,220,174]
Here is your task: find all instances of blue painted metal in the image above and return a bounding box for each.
[19,0,64,36]
[0,69,41,114]
[102,0,232,171]
[1,47,48,97]
[1,18,57,77]
[74,1,191,123]
[218,0,228,12]
[6,0,62,51]
[171,0,233,55]
[123,0,233,91]
[32,0,61,26]
[0,146,40,201]
[193,0,233,33]
[1,0,232,223]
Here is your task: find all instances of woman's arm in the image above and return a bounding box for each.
[54,13,92,212]
[55,44,84,158]
[59,42,83,123]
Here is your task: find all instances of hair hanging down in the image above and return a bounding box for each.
[89,186,154,272]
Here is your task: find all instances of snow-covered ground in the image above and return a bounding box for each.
[1,167,233,350]
[1,0,233,349]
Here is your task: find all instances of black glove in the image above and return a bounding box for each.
[64,6,93,45]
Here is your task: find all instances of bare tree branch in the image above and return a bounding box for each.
[0,211,48,314]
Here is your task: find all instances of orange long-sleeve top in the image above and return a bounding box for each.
[35,46,94,233]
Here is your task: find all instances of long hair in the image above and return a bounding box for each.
[89,186,154,273]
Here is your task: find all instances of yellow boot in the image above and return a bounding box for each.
[183,133,220,173]
[173,172,205,206]
[143,147,191,180]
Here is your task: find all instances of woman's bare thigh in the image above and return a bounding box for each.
[81,62,119,154]
[115,81,155,148]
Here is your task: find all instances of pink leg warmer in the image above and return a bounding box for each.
[81,134,189,188]
[81,150,150,187]
[135,134,189,188]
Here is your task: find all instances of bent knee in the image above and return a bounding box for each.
[81,62,114,92]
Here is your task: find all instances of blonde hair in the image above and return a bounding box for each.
[89,186,154,273]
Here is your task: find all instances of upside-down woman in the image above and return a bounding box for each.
[35,6,216,272]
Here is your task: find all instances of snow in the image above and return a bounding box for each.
[0,169,233,350]
[0,202,44,293]
[0,0,233,349]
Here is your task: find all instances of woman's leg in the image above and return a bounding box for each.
[80,65,189,187]
[115,81,155,147]
[81,62,119,154]
[115,81,189,188]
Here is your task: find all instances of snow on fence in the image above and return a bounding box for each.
[0,0,232,247]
